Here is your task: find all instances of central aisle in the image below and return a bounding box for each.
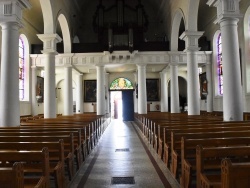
[69,120,180,188]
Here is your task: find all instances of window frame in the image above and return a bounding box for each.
[217,33,223,95]
[19,34,30,102]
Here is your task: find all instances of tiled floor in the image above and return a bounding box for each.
[69,120,180,188]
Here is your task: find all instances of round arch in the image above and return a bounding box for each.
[167,76,187,111]
[170,9,186,51]
[39,0,55,33]
[57,13,72,53]
[56,78,77,114]
[110,77,134,90]
[187,0,200,31]
[55,78,77,99]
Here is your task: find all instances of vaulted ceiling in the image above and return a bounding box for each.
[23,0,211,74]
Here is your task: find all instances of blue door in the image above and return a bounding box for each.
[122,90,134,121]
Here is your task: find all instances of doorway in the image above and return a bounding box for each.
[111,91,123,120]
[110,90,134,121]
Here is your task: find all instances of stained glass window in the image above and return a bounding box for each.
[19,37,25,100]
[217,33,223,95]
[110,78,133,90]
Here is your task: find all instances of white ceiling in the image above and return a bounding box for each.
[25,0,210,74]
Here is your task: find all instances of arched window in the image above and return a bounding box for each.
[217,33,223,95]
[110,77,133,90]
[19,34,29,101]
[19,37,25,100]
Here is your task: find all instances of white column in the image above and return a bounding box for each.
[96,65,105,115]
[44,54,57,118]
[170,65,180,113]
[134,72,138,113]
[180,31,204,115]
[31,65,38,116]
[76,74,83,114]
[64,66,73,115]
[137,64,147,114]
[37,34,62,118]
[105,73,110,114]
[206,62,213,112]
[0,22,20,126]
[0,0,31,126]
[208,0,243,121]
[160,71,168,112]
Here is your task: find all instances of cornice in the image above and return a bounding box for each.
[30,50,212,68]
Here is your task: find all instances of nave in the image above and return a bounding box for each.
[69,120,180,188]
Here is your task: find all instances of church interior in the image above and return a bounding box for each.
[0,0,250,187]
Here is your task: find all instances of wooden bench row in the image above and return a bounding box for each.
[134,112,250,188]
[196,145,250,188]
[0,147,49,188]
[0,113,111,188]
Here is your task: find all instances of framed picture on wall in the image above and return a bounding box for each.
[146,79,160,101]
[199,72,207,100]
[84,80,97,102]
[36,76,44,103]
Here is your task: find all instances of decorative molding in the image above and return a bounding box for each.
[37,34,62,54]
[30,50,212,69]
[3,3,12,15]
[180,31,204,52]
[0,0,31,26]
[207,0,242,24]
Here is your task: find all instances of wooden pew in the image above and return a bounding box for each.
[0,126,88,162]
[171,130,250,179]
[153,119,227,158]
[21,119,96,152]
[196,145,250,188]
[181,137,250,188]
[135,113,224,160]
[0,130,83,169]
[158,123,250,168]
[160,121,250,159]
[0,140,65,188]
[19,123,92,157]
[0,162,24,188]
[0,135,75,181]
[221,158,250,188]
[0,147,50,188]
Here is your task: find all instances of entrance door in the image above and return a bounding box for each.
[122,90,134,121]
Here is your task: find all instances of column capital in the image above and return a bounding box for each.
[161,66,169,74]
[204,51,213,64]
[37,34,62,54]
[95,64,105,69]
[0,0,31,26]
[160,71,165,76]
[169,51,182,64]
[30,54,38,67]
[169,63,179,67]
[136,64,147,68]
[207,0,243,24]
[31,65,37,69]
[180,31,204,52]
[56,53,74,67]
